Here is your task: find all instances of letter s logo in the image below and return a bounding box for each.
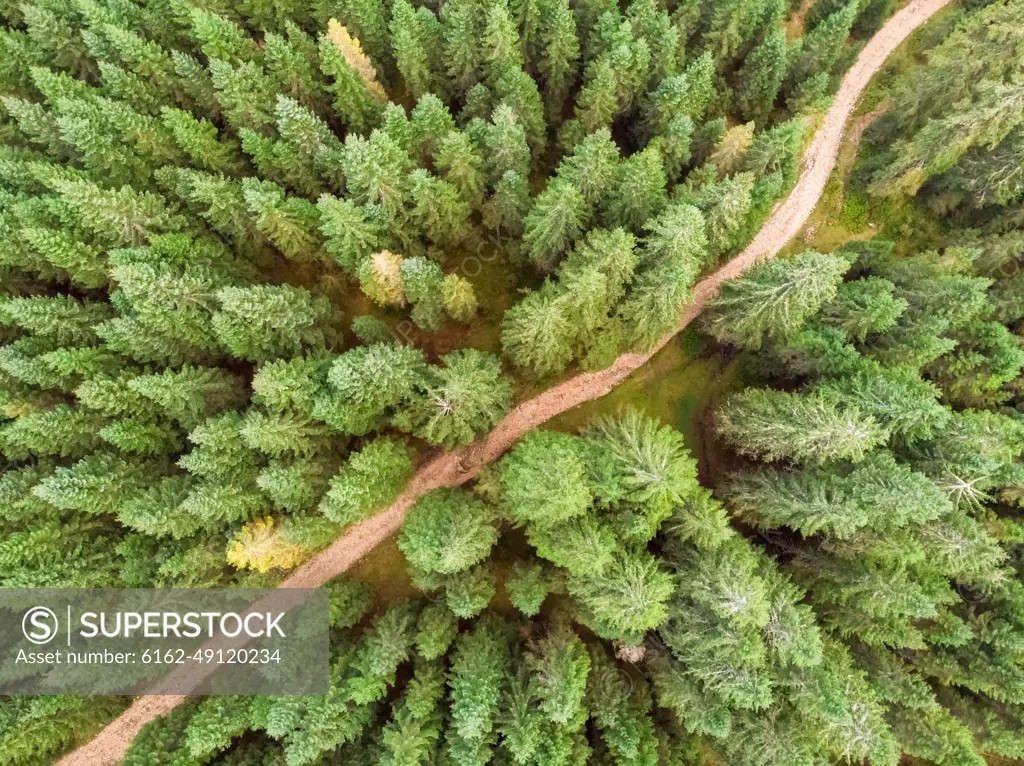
[22,606,58,645]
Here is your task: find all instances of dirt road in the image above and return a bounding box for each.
[60,0,952,761]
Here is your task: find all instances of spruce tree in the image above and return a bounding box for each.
[317,194,384,271]
[501,280,575,375]
[212,285,338,362]
[523,179,587,270]
[599,144,667,232]
[734,26,787,125]
[703,250,850,349]
[784,2,859,97]
[447,617,513,747]
[399,488,497,575]
[724,450,950,538]
[393,349,512,448]
[537,0,579,120]
[319,19,386,132]
[435,130,487,210]
[482,103,532,185]
[390,0,440,100]
[555,128,620,210]
[318,437,413,525]
[500,429,592,526]
[716,388,889,464]
[314,343,427,434]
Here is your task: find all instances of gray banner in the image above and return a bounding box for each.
[0,589,329,695]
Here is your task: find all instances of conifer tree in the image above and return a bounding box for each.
[318,437,413,525]
[710,121,756,175]
[257,456,333,513]
[587,643,661,763]
[703,250,850,349]
[320,20,386,132]
[599,144,667,232]
[358,249,406,308]
[674,169,754,257]
[0,296,113,346]
[444,561,497,617]
[523,179,587,270]
[482,104,532,186]
[379,659,446,765]
[403,169,471,249]
[242,179,326,263]
[209,59,278,134]
[252,351,335,416]
[399,488,497,575]
[333,0,390,70]
[618,256,693,349]
[717,388,889,464]
[415,602,459,661]
[435,131,487,210]
[498,662,545,763]
[586,408,700,530]
[495,69,548,160]
[555,128,620,210]
[441,274,479,323]
[239,408,334,458]
[569,549,674,641]
[442,0,488,94]
[188,8,260,65]
[500,429,592,525]
[160,107,248,175]
[742,118,805,185]
[399,256,444,329]
[574,59,618,133]
[482,170,530,235]
[127,365,246,430]
[784,1,859,97]
[100,417,183,456]
[819,276,906,341]
[315,343,427,434]
[447,617,513,748]
[814,362,951,443]
[501,280,575,375]
[482,0,525,86]
[341,130,411,213]
[734,26,787,125]
[537,0,579,120]
[724,450,950,538]
[1,404,106,459]
[50,176,186,248]
[394,349,512,448]
[17,227,107,288]
[212,285,338,362]
[626,0,678,85]
[527,619,590,724]
[317,195,384,271]
[505,559,554,616]
[350,315,395,345]
[177,411,263,485]
[33,452,150,516]
[263,25,326,110]
[390,0,439,100]
[525,510,618,577]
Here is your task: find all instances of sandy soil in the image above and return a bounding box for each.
[60,1,952,761]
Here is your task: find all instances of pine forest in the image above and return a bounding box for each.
[1,0,1023,762]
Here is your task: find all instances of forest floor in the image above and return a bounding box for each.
[59,0,956,761]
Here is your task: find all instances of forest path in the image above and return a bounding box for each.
[61,0,952,761]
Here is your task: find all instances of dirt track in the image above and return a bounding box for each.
[60,0,953,761]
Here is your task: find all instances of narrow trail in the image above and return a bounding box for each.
[62,0,952,761]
